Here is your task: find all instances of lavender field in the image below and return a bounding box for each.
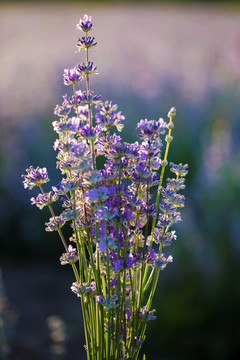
[1,2,240,360]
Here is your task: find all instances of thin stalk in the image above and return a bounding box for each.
[115,220,122,360]
[72,83,79,118]
[142,114,175,290]
[149,115,174,249]
[104,221,111,360]
[81,299,91,360]
[39,185,68,253]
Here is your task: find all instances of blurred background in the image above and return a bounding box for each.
[0,0,240,359]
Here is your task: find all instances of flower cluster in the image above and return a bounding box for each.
[22,166,49,190]
[22,14,188,360]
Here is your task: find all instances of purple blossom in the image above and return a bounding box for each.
[52,178,77,195]
[96,295,119,310]
[135,337,144,349]
[125,308,133,322]
[110,278,117,287]
[154,254,173,270]
[68,90,101,107]
[45,214,66,232]
[22,166,49,190]
[76,14,93,33]
[71,282,93,297]
[63,67,81,85]
[52,117,79,134]
[77,61,98,76]
[139,306,157,321]
[60,245,79,265]
[54,103,71,117]
[137,118,167,139]
[95,101,125,132]
[77,37,97,51]
[94,206,119,221]
[98,235,117,252]
[148,228,177,246]
[83,189,99,203]
[158,209,182,227]
[170,162,189,177]
[166,177,186,191]
[83,186,111,205]
[31,191,58,209]
[112,259,122,271]
[78,124,101,140]
[82,170,103,186]
[125,255,135,269]
[161,187,185,208]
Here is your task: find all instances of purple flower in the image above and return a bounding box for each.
[60,245,79,265]
[166,177,186,191]
[71,282,93,297]
[98,235,117,252]
[139,306,157,321]
[135,337,144,348]
[83,186,111,205]
[78,124,101,140]
[113,259,122,271]
[22,166,49,190]
[137,118,167,139]
[154,254,173,270]
[77,61,98,76]
[54,103,71,117]
[125,308,133,322]
[52,117,79,134]
[31,191,58,209]
[52,178,77,195]
[96,295,119,310]
[45,214,66,232]
[161,187,185,208]
[158,208,182,227]
[94,206,118,221]
[125,255,135,269]
[68,90,101,107]
[63,67,81,85]
[170,162,189,177]
[76,14,93,33]
[148,228,177,247]
[95,101,125,132]
[77,37,97,51]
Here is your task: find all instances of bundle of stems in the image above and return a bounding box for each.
[22,15,188,360]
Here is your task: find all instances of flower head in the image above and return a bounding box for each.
[77,61,98,76]
[63,67,81,85]
[76,14,93,33]
[60,245,79,265]
[22,166,49,190]
[77,37,97,51]
[31,191,58,209]
[139,306,157,321]
[170,162,189,177]
[45,214,66,232]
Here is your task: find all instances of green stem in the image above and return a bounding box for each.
[142,113,175,290]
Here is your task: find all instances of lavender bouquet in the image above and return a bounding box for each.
[22,15,188,360]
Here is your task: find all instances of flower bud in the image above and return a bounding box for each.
[167,122,175,130]
[165,135,173,143]
[161,160,168,166]
[168,107,176,118]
